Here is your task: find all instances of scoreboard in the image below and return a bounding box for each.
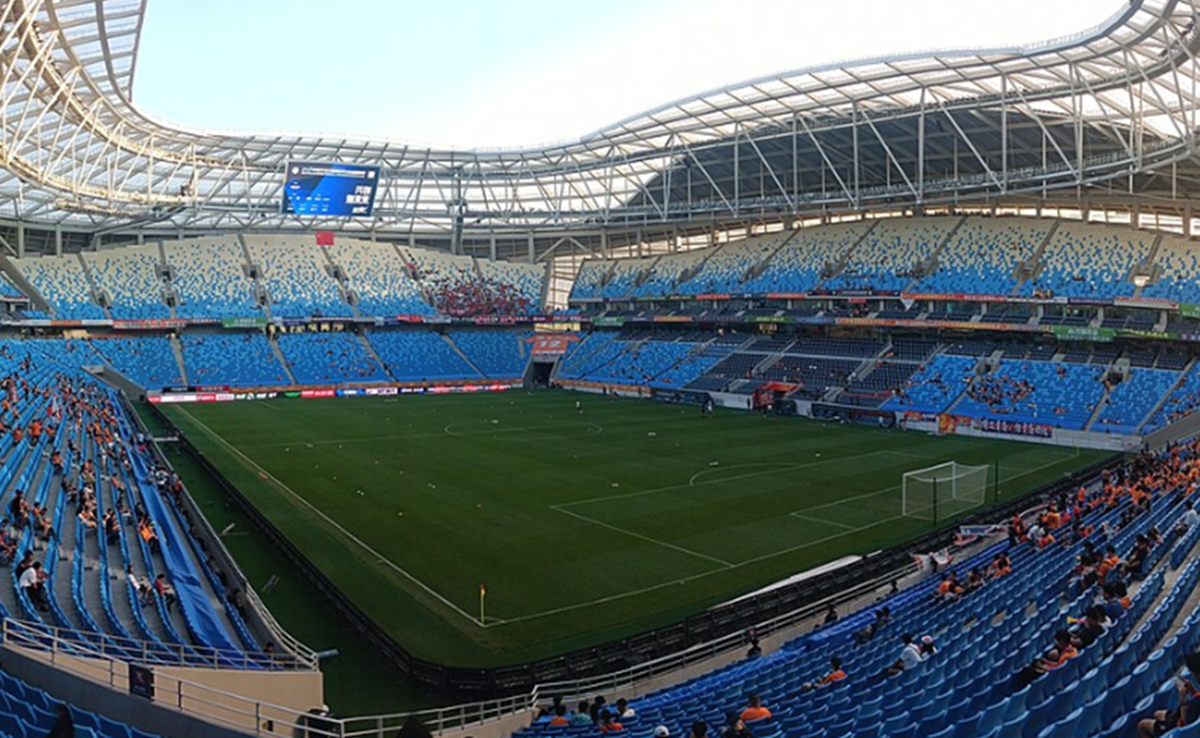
[281,162,381,217]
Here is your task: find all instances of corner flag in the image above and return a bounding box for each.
[480,583,486,625]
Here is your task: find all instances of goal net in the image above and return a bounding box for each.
[902,462,989,521]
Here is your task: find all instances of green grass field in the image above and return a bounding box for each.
[160,391,1108,670]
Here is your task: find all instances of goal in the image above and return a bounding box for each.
[902,462,989,521]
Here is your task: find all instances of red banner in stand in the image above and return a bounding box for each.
[315,231,335,246]
[530,333,579,356]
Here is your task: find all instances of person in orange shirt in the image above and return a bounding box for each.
[802,657,846,692]
[739,694,771,722]
[989,552,1012,578]
[597,710,623,733]
[1098,546,1122,581]
[547,704,570,727]
[936,571,963,600]
[1041,630,1079,670]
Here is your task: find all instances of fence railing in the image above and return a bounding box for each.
[0,617,308,672]
[1,618,341,738]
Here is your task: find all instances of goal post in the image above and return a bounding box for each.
[902,461,990,522]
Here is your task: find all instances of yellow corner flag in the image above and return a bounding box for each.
[480,583,486,625]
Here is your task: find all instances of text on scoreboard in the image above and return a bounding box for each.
[282,162,381,217]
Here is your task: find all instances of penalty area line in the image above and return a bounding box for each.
[550,505,735,568]
[173,406,498,629]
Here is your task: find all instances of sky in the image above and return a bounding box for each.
[132,0,1123,149]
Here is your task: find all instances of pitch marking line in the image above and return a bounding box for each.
[559,450,919,510]
[237,414,671,449]
[550,505,734,568]
[513,448,1085,628]
[790,513,858,531]
[173,406,496,628]
[443,420,604,438]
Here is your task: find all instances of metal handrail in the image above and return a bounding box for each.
[1,617,307,672]
[1,619,341,738]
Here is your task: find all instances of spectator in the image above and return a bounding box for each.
[739,693,771,722]
[589,696,607,723]
[153,573,177,611]
[886,633,925,676]
[1139,653,1200,737]
[1103,584,1126,621]
[569,701,592,726]
[688,721,708,738]
[1071,605,1109,649]
[722,712,753,738]
[125,566,151,605]
[45,703,74,738]
[393,715,431,738]
[802,657,846,692]
[19,560,48,611]
[597,709,623,733]
[936,571,963,600]
[615,698,635,721]
[547,704,570,727]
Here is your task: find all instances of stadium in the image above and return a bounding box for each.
[4,0,1200,736]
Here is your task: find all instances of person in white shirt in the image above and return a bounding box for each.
[126,565,151,605]
[886,633,927,676]
[1182,503,1199,530]
[19,560,47,611]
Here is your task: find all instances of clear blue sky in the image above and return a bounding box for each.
[133,0,1121,148]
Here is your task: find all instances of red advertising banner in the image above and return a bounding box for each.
[315,231,335,246]
[530,333,579,356]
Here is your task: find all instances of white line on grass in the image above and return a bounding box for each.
[443,421,604,438]
[504,447,1085,627]
[173,406,493,628]
[561,450,918,509]
[236,414,671,449]
[790,514,858,531]
[550,505,735,568]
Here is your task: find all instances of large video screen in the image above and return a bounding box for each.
[281,161,381,217]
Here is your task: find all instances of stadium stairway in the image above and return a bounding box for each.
[1130,234,1165,300]
[741,230,801,285]
[0,255,50,313]
[899,215,969,294]
[74,254,113,323]
[1009,220,1060,296]
[1138,359,1200,435]
[442,334,486,379]
[236,234,272,321]
[267,337,298,385]
[356,333,388,376]
[167,335,189,387]
[813,221,880,289]
[1084,380,1117,432]
[316,243,362,319]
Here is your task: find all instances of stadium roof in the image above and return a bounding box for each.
[1,0,1199,242]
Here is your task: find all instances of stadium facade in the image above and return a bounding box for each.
[1,1,1199,302]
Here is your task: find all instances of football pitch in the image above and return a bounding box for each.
[160,391,1109,667]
